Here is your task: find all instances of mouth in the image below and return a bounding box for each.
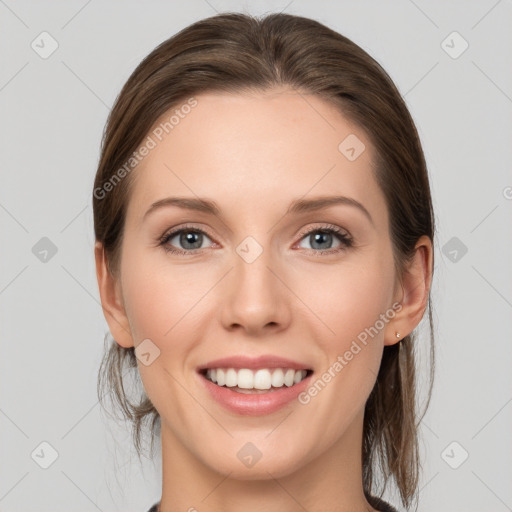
[196,356,315,415]
[198,367,314,394]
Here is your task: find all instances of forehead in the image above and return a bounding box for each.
[126,88,387,226]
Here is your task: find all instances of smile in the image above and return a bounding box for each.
[202,367,312,393]
[198,368,314,415]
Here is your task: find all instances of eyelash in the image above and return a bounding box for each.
[158,223,353,256]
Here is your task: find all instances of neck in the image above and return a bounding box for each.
[158,408,377,512]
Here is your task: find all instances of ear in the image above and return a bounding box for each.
[384,235,433,346]
[94,241,134,348]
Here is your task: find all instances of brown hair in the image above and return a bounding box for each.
[94,12,435,510]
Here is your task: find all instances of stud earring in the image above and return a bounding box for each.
[395,332,400,339]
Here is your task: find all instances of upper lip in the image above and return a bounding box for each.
[197,355,313,372]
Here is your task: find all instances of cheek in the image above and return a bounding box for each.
[293,251,395,401]
[119,252,210,414]
[294,260,395,435]
[120,245,209,343]
[293,254,395,344]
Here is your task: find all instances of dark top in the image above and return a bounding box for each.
[147,494,399,512]
[366,494,400,512]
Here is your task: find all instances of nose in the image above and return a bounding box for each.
[220,246,291,336]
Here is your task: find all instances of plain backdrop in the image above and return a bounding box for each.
[1,1,511,511]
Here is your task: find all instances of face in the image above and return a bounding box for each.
[111,87,403,479]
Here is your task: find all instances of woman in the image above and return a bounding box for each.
[94,12,435,512]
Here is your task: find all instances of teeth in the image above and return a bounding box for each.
[204,368,309,390]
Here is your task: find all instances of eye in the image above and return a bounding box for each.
[158,223,353,256]
[159,225,214,255]
[295,224,353,255]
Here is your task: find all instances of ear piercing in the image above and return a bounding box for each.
[395,332,400,339]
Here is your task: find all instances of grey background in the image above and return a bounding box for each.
[1,1,511,511]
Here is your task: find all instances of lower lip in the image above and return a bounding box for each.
[198,371,313,416]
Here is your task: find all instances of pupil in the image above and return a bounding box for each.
[181,231,202,249]
[311,231,332,250]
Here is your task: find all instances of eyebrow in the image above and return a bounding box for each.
[143,195,374,226]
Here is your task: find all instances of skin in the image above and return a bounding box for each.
[95,87,433,512]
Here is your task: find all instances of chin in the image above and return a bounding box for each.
[198,442,308,481]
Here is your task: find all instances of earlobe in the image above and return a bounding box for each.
[384,235,433,346]
[94,241,134,348]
